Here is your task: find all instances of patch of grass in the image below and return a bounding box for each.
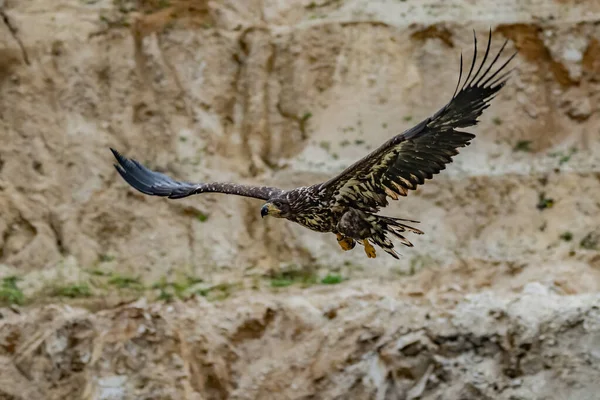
[321,274,343,285]
[108,274,143,289]
[172,278,202,297]
[343,260,364,271]
[560,148,577,165]
[271,278,294,288]
[269,268,318,289]
[319,141,331,151]
[153,275,204,300]
[580,232,599,250]
[196,282,238,301]
[157,288,174,302]
[151,277,169,290]
[157,0,171,9]
[559,232,573,242]
[536,193,554,211]
[559,155,571,165]
[492,117,502,125]
[403,115,412,122]
[98,254,115,263]
[513,140,532,152]
[196,212,209,222]
[407,255,436,275]
[549,147,577,166]
[53,283,92,298]
[88,268,109,276]
[302,112,312,122]
[0,276,24,305]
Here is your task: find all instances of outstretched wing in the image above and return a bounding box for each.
[111,149,284,200]
[318,29,516,212]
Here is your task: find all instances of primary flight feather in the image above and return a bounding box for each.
[112,30,516,259]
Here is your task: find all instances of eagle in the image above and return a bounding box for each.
[111,30,516,259]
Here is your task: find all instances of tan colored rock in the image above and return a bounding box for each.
[0,0,600,398]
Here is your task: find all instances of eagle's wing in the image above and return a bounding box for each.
[111,149,284,200]
[318,30,516,212]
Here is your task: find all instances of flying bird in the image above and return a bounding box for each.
[111,30,516,259]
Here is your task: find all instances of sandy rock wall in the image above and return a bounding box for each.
[1,283,599,399]
[0,0,600,399]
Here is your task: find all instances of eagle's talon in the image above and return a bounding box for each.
[363,239,376,258]
[336,233,355,251]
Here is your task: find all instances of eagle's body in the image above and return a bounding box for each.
[281,186,334,232]
[261,184,424,258]
[111,30,516,259]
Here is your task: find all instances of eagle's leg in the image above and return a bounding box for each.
[363,239,377,258]
[336,233,356,251]
[337,208,421,259]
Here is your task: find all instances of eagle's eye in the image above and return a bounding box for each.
[260,204,269,218]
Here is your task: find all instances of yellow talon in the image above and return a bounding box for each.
[363,239,377,258]
[336,233,355,251]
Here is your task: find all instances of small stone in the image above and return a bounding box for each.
[522,282,550,295]
[510,378,523,388]
[567,97,592,121]
[563,48,583,63]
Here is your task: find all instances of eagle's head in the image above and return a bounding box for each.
[261,198,291,219]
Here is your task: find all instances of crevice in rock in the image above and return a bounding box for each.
[276,101,309,141]
[156,33,194,122]
[261,41,277,170]
[130,17,178,160]
[49,215,68,257]
[231,307,276,343]
[0,9,30,66]
[236,27,274,177]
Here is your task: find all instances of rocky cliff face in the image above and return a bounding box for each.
[0,0,599,399]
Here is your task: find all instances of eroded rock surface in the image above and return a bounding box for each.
[0,0,599,398]
[1,285,599,399]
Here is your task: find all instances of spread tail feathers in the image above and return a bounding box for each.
[369,215,424,259]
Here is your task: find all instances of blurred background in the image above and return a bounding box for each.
[0,0,599,399]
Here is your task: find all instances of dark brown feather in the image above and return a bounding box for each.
[111,148,283,201]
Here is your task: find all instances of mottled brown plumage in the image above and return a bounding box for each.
[112,30,516,259]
